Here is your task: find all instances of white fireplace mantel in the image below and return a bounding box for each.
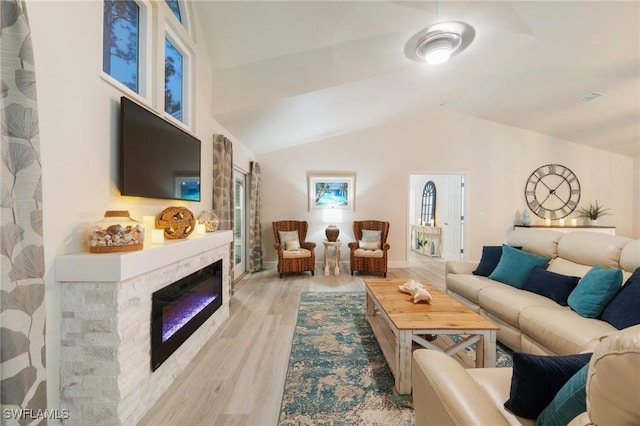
[56,230,232,426]
[55,231,232,282]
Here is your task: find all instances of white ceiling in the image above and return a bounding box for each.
[193,1,640,157]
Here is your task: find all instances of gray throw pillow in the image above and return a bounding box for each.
[278,231,300,249]
[361,230,381,243]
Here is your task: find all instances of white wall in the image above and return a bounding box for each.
[258,107,638,267]
[27,0,253,413]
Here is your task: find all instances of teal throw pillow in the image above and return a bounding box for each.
[488,245,551,288]
[535,363,589,426]
[568,265,622,318]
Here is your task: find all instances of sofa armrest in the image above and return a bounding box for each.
[412,349,511,426]
[445,260,479,276]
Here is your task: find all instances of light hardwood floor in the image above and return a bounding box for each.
[139,253,446,426]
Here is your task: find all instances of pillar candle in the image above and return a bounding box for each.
[151,229,164,244]
[571,218,577,227]
[142,216,155,243]
[559,218,565,226]
[545,218,551,226]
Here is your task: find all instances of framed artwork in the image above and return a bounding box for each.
[308,172,356,211]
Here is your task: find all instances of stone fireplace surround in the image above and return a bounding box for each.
[55,231,232,425]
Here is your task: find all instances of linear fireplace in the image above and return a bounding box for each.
[151,258,223,370]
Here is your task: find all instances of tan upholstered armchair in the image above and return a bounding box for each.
[273,221,316,278]
[348,220,390,278]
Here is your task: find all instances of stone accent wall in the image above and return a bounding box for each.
[59,243,230,425]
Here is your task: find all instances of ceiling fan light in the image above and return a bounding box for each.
[425,47,452,64]
[404,22,475,64]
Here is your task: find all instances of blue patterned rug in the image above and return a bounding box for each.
[278,292,512,425]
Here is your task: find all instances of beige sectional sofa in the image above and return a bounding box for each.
[445,228,640,355]
[412,324,640,426]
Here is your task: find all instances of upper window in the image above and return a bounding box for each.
[165,0,181,23]
[102,0,140,92]
[164,37,183,121]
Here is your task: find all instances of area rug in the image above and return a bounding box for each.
[278,291,512,425]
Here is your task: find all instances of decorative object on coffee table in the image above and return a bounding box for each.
[156,206,196,239]
[88,210,145,253]
[197,210,219,232]
[398,279,432,304]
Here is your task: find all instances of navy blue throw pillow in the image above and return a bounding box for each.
[473,245,522,277]
[599,267,640,329]
[504,352,592,419]
[522,267,581,306]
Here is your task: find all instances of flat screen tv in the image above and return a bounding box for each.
[119,96,201,201]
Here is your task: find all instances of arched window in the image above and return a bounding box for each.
[420,181,436,226]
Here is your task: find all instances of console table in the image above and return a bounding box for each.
[410,225,441,257]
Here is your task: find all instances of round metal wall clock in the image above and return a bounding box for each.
[524,164,581,219]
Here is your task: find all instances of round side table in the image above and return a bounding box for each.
[323,240,342,276]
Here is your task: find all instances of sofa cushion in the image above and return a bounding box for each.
[504,352,592,419]
[535,363,588,426]
[545,257,591,279]
[557,232,632,270]
[282,248,312,259]
[619,240,640,273]
[522,267,580,306]
[473,245,522,277]
[353,248,383,258]
[519,306,616,355]
[479,285,559,328]
[599,267,640,329]
[585,325,640,426]
[568,266,622,318]
[489,245,551,289]
[446,274,503,306]
[506,227,562,258]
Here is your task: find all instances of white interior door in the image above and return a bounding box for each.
[440,175,464,260]
[409,174,465,261]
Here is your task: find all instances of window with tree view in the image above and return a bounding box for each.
[166,0,182,22]
[103,0,139,92]
[164,38,183,121]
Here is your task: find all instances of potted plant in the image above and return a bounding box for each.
[576,201,611,226]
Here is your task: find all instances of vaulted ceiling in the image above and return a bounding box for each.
[193,1,640,157]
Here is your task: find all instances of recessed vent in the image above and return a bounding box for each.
[580,92,603,102]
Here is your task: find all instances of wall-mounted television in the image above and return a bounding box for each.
[119,96,201,202]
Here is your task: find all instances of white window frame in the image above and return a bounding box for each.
[100,0,153,104]
[160,0,195,130]
[163,27,194,130]
[99,0,195,129]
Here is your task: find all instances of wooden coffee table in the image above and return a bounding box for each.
[364,279,499,394]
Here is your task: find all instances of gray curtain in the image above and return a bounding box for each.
[213,134,234,291]
[247,161,262,272]
[1,0,48,421]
